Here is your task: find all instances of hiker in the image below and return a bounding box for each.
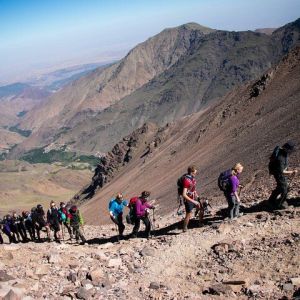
[2,215,16,243]
[22,210,36,241]
[32,204,51,241]
[268,141,298,209]
[131,191,155,238]
[47,201,62,242]
[0,218,4,244]
[14,212,29,242]
[11,212,28,242]
[58,202,73,240]
[181,165,201,232]
[224,163,244,219]
[109,193,128,238]
[67,205,86,244]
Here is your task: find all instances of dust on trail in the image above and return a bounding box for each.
[1,195,300,299]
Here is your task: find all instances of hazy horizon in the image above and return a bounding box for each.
[1,0,299,84]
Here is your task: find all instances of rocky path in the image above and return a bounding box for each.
[1,194,300,299]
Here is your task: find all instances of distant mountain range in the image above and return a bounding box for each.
[8,18,299,160]
[0,62,108,153]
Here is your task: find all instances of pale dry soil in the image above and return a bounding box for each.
[0,201,300,299]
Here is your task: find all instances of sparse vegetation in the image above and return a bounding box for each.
[21,147,99,167]
[9,124,32,137]
[17,110,28,117]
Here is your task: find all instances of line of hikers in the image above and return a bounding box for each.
[0,201,86,245]
[0,141,298,244]
[108,141,298,238]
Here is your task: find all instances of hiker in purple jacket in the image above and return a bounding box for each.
[225,163,244,219]
[131,191,155,238]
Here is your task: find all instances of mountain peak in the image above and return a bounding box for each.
[179,22,215,33]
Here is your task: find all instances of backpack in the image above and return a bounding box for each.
[59,210,67,223]
[126,197,139,225]
[268,146,280,175]
[177,174,192,196]
[217,169,232,192]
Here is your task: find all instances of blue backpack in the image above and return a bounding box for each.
[59,210,67,222]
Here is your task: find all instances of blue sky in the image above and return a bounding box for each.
[0,0,299,83]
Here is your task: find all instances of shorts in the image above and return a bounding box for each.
[50,222,60,232]
[184,200,196,213]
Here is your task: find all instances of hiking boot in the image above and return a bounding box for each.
[278,202,289,209]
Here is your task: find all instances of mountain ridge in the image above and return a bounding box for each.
[8,18,300,158]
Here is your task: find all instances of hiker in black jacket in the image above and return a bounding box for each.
[268,141,298,209]
[11,212,27,242]
[0,219,4,244]
[32,204,51,241]
[47,201,62,242]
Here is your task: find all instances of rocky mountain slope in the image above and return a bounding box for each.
[8,18,299,158]
[80,46,300,225]
[0,177,299,299]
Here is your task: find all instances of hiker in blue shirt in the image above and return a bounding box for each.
[109,193,128,238]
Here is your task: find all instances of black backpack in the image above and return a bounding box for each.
[217,169,232,192]
[268,146,280,175]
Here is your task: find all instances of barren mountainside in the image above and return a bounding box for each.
[80,47,300,225]
[19,23,214,132]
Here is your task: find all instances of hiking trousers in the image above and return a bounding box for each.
[226,194,240,219]
[72,226,86,243]
[132,215,151,237]
[111,213,125,236]
[268,174,288,208]
[61,222,73,239]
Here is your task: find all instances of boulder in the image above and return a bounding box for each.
[88,269,105,284]
[47,253,62,264]
[35,265,50,276]
[3,288,24,300]
[291,277,300,286]
[67,271,77,283]
[204,284,232,295]
[76,287,91,300]
[107,258,122,268]
[149,282,160,290]
[140,247,155,257]
[0,271,15,282]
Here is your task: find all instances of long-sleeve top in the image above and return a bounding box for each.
[229,175,240,195]
[108,199,128,217]
[67,210,84,227]
[135,198,153,218]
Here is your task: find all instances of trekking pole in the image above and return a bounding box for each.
[61,223,65,241]
[176,196,183,215]
[114,223,120,242]
[238,185,244,197]
[152,209,156,230]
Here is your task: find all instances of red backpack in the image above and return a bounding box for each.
[126,197,139,224]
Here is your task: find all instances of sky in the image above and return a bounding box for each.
[0,0,299,84]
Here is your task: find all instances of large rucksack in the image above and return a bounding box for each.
[177,174,193,196]
[126,197,139,225]
[217,169,232,192]
[268,146,280,175]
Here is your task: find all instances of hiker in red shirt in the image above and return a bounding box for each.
[182,165,200,232]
